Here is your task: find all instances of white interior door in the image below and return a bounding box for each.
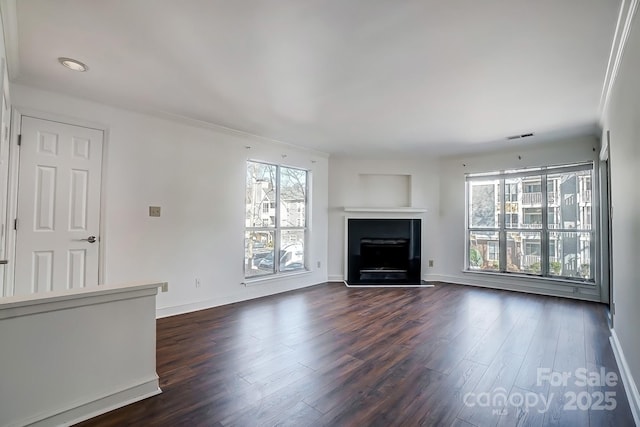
[14,116,103,295]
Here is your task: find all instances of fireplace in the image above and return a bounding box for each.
[347,218,421,285]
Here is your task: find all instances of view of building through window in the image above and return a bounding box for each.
[245,161,308,278]
[467,164,594,281]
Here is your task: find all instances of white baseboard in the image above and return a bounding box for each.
[156,281,326,318]
[423,274,600,302]
[344,282,435,288]
[328,274,344,282]
[610,329,640,426]
[157,295,244,318]
[13,377,161,427]
[422,274,447,282]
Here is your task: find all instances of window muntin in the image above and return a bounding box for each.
[245,161,308,278]
[466,163,594,282]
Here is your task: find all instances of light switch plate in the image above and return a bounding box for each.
[149,206,161,217]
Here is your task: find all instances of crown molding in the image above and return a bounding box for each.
[0,0,19,80]
[599,0,639,116]
[152,109,331,159]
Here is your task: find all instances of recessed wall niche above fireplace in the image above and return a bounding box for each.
[346,218,422,286]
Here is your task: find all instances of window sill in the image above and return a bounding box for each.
[242,269,312,287]
[462,269,596,287]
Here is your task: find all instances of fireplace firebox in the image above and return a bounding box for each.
[347,218,421,285]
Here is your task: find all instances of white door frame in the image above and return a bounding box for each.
[5,107,109,296]
[0,58,10,295]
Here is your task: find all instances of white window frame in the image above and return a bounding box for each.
[245,160,309,279]
[465,162,595,283]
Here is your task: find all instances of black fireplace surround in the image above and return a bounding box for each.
[347,218,421,285]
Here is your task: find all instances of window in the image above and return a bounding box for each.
[524,182,541,193]
[245,161,308,278]
[548,207,558,229]
[466,162,594,281]
[505,183,518,202]
[524,241,541,256]
[505,213,518,228]
[487,241,499,261]
[523,208,542,226]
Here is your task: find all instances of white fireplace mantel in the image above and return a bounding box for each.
[343,207,427,213]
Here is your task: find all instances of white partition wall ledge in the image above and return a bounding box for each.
[0,281,165,427]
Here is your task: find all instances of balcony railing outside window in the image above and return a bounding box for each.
[522,192,542,205]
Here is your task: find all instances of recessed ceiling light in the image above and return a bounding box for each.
[58,57,88,72]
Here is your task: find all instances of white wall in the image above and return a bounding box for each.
[436,136,602,299]
[601,6,640,414]
[11,84,329,316]
[327,156,441,281]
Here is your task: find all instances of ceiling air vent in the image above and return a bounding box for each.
[506,132,535,141]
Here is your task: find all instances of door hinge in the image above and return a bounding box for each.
[611,302,615,315]
[13,218,17,230]
[17,134,21,146]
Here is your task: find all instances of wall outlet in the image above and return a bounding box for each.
[195,278,201,288]
[317,261,321,268]
[161,282,168,292]
[149,206,161,217]
[428,260,434,267]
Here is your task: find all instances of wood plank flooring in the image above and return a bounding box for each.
[77,282,635,427]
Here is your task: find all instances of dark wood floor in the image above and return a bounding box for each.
[78,282,635,427]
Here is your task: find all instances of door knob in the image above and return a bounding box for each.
[80,236,97,243]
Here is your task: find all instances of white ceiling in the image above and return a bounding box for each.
[8,0,620,155]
